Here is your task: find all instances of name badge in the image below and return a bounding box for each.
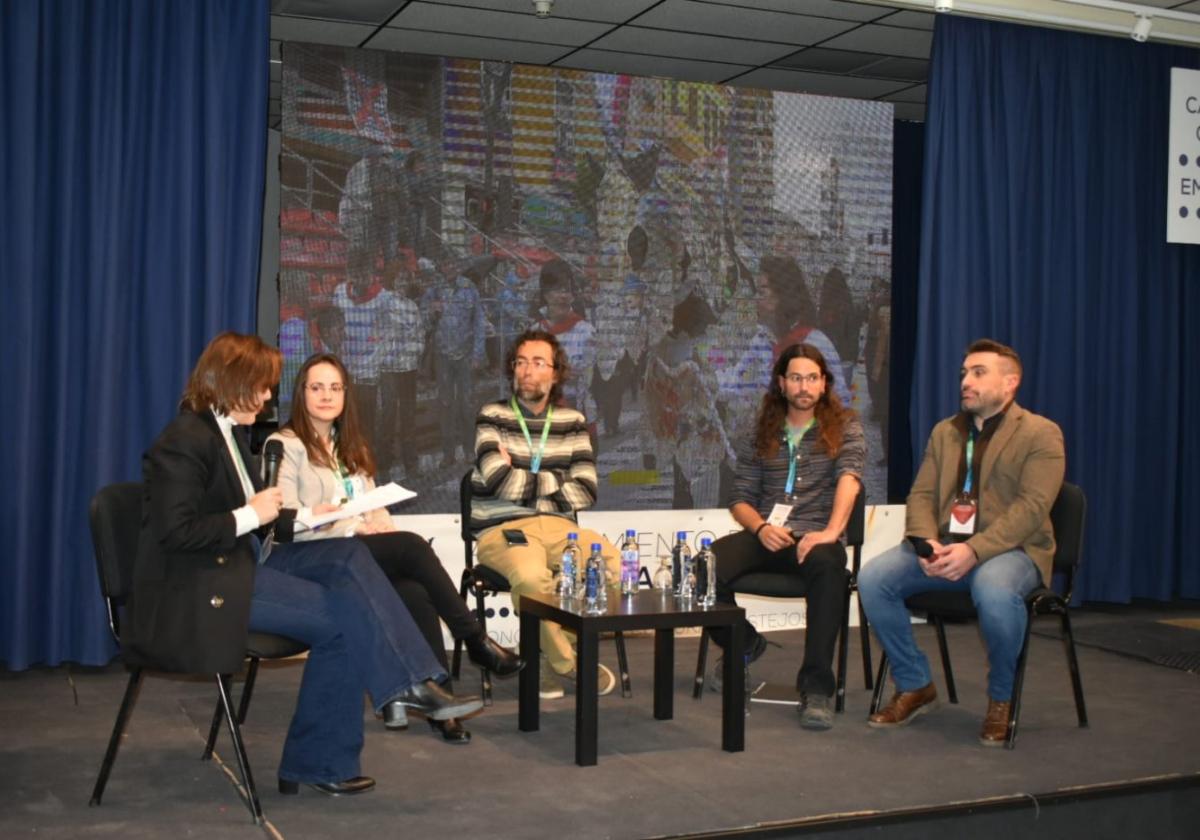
[948,496,977,535]
[767,503,794,528]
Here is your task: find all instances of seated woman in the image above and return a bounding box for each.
[124,332,482,797]
[268,352,523,744]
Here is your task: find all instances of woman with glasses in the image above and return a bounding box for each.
[267,353,523,745]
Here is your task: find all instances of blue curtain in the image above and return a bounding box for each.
[0,0,268,669]
[914,15,1200,602]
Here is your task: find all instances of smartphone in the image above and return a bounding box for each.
[502,528,529,546]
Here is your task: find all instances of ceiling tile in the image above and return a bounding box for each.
[819,23,933,58]
[557,49,752,83]
[855,56,928,81]
[430,0,661,23]
[731,67,908,98]
[388,1,612,44]
[270,15,378,45]
[589,26,800,65]
[877,9,935,30]
[773,47,882,73]
[270,0,402,24]
[637,0,859,43]
[881,83,926,103]
[717,0,889,23]
[366,27,573,63]
[892,101,925,121]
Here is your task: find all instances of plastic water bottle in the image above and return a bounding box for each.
[557,532,580,602]
[671,532,691,595]
[695,537,717,607]
[678,544,696,603]
[620,529,640,596]
[584,543,605,614]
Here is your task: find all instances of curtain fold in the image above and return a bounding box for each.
[1,0,268,669]
[913,15,1200,602]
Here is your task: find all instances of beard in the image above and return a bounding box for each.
[515,379,549,404]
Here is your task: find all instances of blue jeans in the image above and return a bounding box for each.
[857,541,1041,701]
[249,539,446,784]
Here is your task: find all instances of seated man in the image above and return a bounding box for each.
[709,343,865,731]
[470,328,620,699]
[858,338,1064,746]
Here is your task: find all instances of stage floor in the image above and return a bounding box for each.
[4,614,1200,839]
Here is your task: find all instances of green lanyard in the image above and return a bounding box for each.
[510,396,554,474]
[963,427,978,495]
[333,458,356,501]
[784,419,815,496]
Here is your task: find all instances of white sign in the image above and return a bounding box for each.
[392,505,908,649]
[1167,67,1200,245]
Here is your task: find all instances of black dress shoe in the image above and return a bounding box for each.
[393,679,483,721]
[382,702,408,730]
[278,776,376,796]
[429,717,471,744]
[465,633,525,678]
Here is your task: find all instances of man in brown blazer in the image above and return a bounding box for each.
[858,339,1064,746]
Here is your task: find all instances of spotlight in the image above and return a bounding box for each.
[532,0,554,18]
[1131,15,1152,42]
[934,0,953,12]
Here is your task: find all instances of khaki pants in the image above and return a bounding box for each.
[475,515,620,674]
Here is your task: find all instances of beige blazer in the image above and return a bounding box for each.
[905,402,1065,585]
[266,429,391,541]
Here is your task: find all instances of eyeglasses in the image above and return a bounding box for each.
[306,382,345,394]
[513,358,554,371]
[785,373,822,386]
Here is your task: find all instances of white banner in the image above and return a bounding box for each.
[391,505,908,649]
[1167,67,1200,245]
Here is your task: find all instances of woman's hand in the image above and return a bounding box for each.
[312,502,341,515]
[249,488,283,525]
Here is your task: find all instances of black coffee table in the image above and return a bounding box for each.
[517,590,746,766]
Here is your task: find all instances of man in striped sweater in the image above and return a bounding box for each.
[470,328,620,699]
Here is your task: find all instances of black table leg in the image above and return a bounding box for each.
[575,627,599,766]
[722,620,745,752]
[653,628,674,720]
[519,609,540,733]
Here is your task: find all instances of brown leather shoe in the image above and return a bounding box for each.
[868,683,939,728]
[979,698,1012,747]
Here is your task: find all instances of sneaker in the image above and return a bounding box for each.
[539,657,565,700]
[560,663,616,697]
[708,632,770,693]
[798,693,834,731]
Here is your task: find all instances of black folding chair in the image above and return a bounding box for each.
[693,487,871,712]
[869,481,1089,748]
[88,482,307,824]
[450,471,632,701]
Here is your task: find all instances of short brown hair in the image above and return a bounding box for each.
[505,328,570,406]
[965,338,1022,377]
[180,332,281,415]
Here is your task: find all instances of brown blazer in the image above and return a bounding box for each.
[905,402,1065,585]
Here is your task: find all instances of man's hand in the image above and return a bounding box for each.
[923,542,978,581]
[248,488,283,525]
[795,529,837,563]
[757,524,796,552]
[497,441,512,466]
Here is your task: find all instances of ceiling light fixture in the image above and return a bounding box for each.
[934,0,954,12]
[1131,14,1153,42]
[532,0,554,18]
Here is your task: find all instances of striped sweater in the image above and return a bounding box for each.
[469,399,597,534]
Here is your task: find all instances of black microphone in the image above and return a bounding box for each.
[264,440,284,488]
[908,536,935,558]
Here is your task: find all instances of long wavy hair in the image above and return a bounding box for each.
[753,343,853,459]
[282,353,376,477]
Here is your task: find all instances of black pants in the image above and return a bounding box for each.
[357,531,481,672]
[708,529,848,697]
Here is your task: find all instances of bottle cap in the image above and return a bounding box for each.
[701,537,712,547]
[568,532,578,540]
[626,528,636,537]
[592,543,602,551]
[677,531,687,539]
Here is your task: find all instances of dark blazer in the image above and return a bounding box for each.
[124,409,262,674]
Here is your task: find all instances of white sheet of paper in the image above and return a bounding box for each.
[297,482,417,530]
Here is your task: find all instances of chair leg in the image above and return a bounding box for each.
[932,615,958,704]
[858,598,874,690]
[202,693,223,760]
[869,651,889,715]
[835,583,851,713]
[473,584,493,706]
[1006,611,1036,750]
[237,658,260,725]
[451,571,472,679]
[693,628,710,699]
[90,667,143,807]
[1060,608,1088,728]
[614,631,632,697]
[216,674,264,825]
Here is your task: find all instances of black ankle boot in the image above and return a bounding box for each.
[464,633,524,678]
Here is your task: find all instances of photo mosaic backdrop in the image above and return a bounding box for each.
[279,44,893,514]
